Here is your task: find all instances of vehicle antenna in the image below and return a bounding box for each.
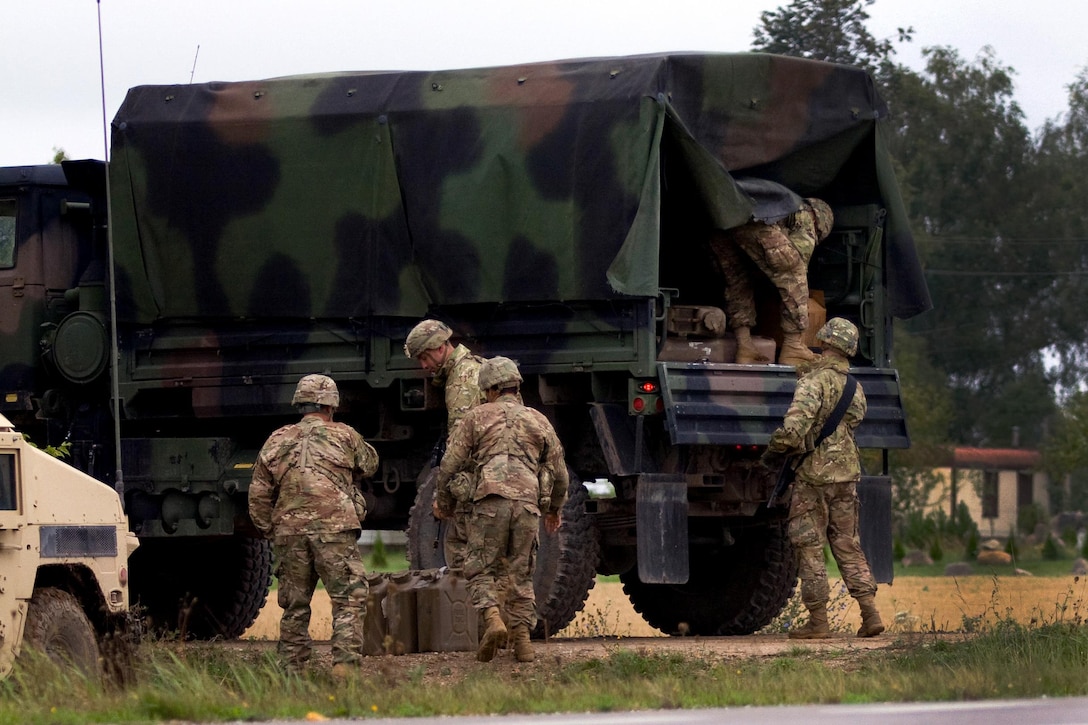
[189,44,201,84]
[96,0,125,510]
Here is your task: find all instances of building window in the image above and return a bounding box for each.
[981,471,999,519]
[1017,472,1033,508]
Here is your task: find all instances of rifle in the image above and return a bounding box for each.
[766,373,858,508]
[767,455,800,508]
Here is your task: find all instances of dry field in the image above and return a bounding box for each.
[242,574,1088,641]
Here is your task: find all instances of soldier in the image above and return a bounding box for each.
[760,318,884,639]
[249,374,379,676]
[403,319,486,569]
[708,198,834,367]
[435,356,568,663]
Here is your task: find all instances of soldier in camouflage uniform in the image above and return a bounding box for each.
[708,198,834,367]
[404,319,486,569]
[249,374,380,675]
[435,357,568,663]
[760,318,884,639]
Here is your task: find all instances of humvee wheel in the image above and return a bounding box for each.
[131,534,272,639]
[621,519,797,635]
[21,587,101,680]
[406,468,599,639]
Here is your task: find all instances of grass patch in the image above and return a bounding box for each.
[5,619,1086,723]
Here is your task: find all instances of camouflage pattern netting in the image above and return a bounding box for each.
[107,53,931,325]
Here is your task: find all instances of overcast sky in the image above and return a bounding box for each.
[2,0,1084,167]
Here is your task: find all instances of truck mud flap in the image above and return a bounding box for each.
[636,475,689,584]
[858,475,893,584]
[656,362,911,449]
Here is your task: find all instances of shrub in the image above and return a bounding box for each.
[964,528,980,559]
[369,532,388,569]
[893,537,906,561]
[1017,503,1045,537]
[1005,528,1020,559]
[1041,535,1060,561]
[928,537,944,562]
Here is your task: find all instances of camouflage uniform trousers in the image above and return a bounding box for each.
[463,495,539,629]
[444,501,471,570]
[787,479,877,610]
[274,531,369,669]
[708,225,809,334]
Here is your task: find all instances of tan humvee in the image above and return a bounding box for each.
[0,413,137,680]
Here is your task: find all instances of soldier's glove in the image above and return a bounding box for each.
[759,449,787,471]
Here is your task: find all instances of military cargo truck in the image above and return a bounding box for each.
[0,413,135,680]
[0,52,929,639]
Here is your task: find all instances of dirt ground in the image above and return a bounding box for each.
[239,574,1088,673]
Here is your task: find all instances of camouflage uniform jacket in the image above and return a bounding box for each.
[436,393,568,514]
[250,416,379,537]
[431,344,485,433]
[766,355,866,485]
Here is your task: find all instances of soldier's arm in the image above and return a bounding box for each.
[435,418,473,516]
[766,374,822,454]
[248,459,276,538]
[540,423,569,533]
[352,432,379,479]
[445,375,483,431]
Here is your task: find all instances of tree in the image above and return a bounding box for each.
[751,0,912,78]
[882,47,1054,446]
[1042,390,1088,510]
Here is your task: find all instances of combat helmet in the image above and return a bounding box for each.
[404,320,452,358]
[816,318,859,357]
[477,356,523,391]
[805,198,834,241]
[292,374,340,408]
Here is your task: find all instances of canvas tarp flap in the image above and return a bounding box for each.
[108,52,930,324]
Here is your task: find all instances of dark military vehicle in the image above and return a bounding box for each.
[0,52,928,639]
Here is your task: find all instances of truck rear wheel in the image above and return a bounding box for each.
[406,468,598,639]
[621,519,797,635]
[21,587,101,680]
[131,534,272,640]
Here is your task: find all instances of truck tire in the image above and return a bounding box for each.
[532,472,598,638]
[621,519,797,635]
[406,468,598,639]
[21,587,101,680]
[131,534,272,640]
[407,467,448,569]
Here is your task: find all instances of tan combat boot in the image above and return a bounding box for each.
[476,606,508,662]
[511,624,535,663]
[734,326,771,364]
[789,607,830,639]
[856,595,885,637]
[778,332,818,367]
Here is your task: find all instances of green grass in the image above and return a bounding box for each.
[890,558,1078,578]
[5,619,1086,723]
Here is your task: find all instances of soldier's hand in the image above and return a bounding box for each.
[544,511,562,534]
[759,449,786,471]
[432,499,452,520]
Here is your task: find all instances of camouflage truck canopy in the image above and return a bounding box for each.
[109,52,930,324]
